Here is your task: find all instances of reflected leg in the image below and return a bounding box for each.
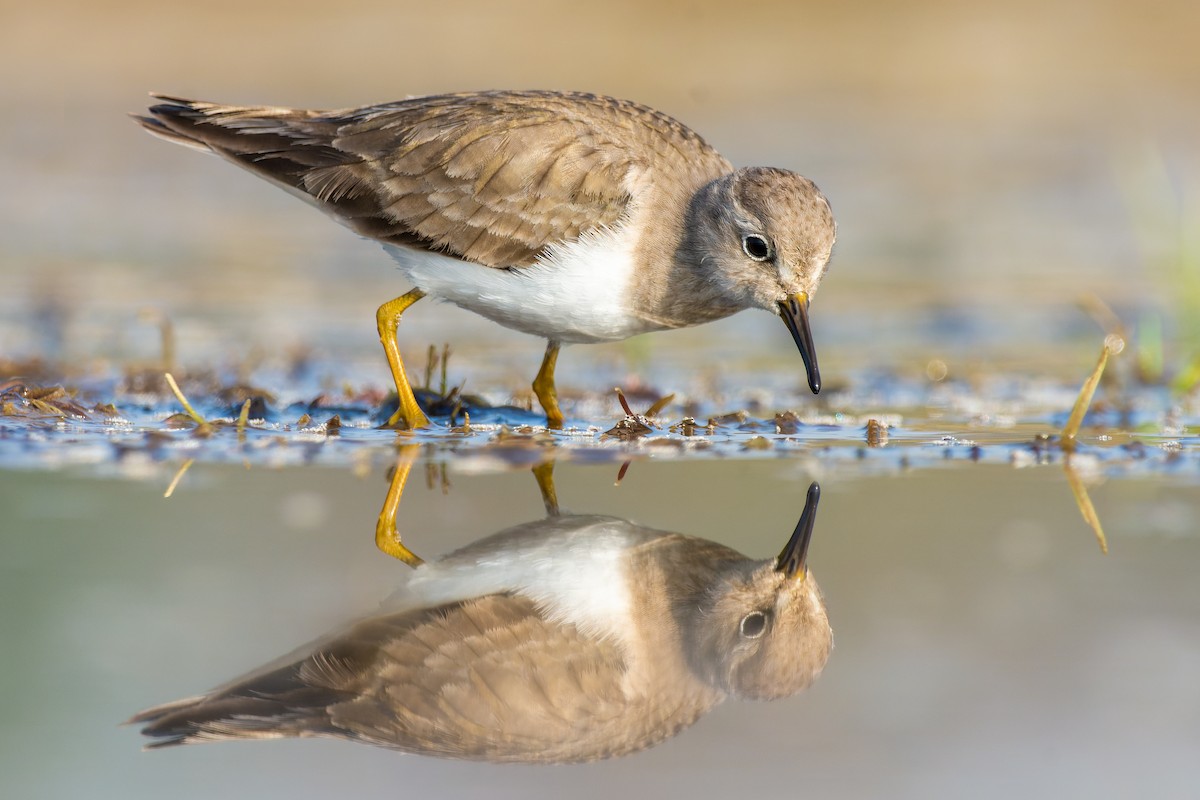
[532,340,564,430]
[532,460,559,516]
[378,289,431,430]
[375,446,425,566]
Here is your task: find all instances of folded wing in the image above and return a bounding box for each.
[130,593,653,762]
[135,90,730,268]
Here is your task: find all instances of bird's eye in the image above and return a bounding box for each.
[739,611,769,639]
[742,234,771,261]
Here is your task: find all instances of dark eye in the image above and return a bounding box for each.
[739,611,768,639]
[742,234,771,261]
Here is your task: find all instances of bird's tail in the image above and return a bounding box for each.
[132,95,319,156]
[126,657,355,749]
[131,94,404,243]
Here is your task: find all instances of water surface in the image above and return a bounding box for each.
[3,460,1197,798]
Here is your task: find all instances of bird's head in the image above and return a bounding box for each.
[684,168,836,393]
[686,483,833,700]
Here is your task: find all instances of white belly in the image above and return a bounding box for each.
[393,518,651,643]
[382,221,661,344]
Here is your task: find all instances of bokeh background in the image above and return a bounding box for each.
[2,2,1199,799]
[3,0,1198,386]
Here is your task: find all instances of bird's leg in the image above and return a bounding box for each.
[375,445,424,566]
[377,289,431,429]
[532,460,560,516]
[532,340,564,429]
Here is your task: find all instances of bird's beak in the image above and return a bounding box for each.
[778,293,821,394]
[776,482,821,580]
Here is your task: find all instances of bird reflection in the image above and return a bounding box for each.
[131,461,832,763]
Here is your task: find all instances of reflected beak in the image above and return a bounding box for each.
[778,293,821,394]
[776,482,821,580]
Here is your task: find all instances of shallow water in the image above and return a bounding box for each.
[3,459,1199,798]
[4,1,1200,797]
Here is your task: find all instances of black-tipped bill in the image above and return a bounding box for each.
[776,482,821,580]
[779,293,821,394]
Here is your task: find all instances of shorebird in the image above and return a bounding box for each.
[135,90,836,429]
[130,484,831,762]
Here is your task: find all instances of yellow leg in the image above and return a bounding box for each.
[377,289,431,429]
[532,340,564,430]
[375,445,424,567]
[532,460,560,516]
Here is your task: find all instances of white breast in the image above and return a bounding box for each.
[391,520,648,643]
[381,219,661,344]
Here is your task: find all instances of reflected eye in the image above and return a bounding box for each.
[742,234,772,261]
[739,611,768,639]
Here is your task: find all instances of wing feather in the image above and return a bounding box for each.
[132,594,655,761]
[136,90,731,268]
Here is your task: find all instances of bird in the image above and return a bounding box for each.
[134,90,837,430]
[129,484,832,763]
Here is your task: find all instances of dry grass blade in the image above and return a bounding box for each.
[1062,335,1124,447]
[164,373,207,425]
[163,458,195,499]
[1077,293,1128,341]
[29,398,66,417]
[643,393,675,418]
[605,387,655,439]
[236,398,252,435]
[440,343,451,396]
[614,387,635,416]
[1064,463,1109,554]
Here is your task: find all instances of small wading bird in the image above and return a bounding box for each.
[135,90,836,429]
[129,476,831,763]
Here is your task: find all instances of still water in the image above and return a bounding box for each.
[3,3,1199,797]
[3,458,1197,798]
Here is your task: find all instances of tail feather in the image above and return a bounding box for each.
[131,109,214,154]
[132,93,413,244]
[127,661,355,748]
[137,94,330,156]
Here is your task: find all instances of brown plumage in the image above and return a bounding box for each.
[135,91,731,268]
[133,594,664,762]
[135,90,836,427]
[130,506,832,763]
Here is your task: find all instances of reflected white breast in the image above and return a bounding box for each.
[397,522,644,644]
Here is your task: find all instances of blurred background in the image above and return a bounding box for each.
[3,0,1198,388]
[2,3,1199,799]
